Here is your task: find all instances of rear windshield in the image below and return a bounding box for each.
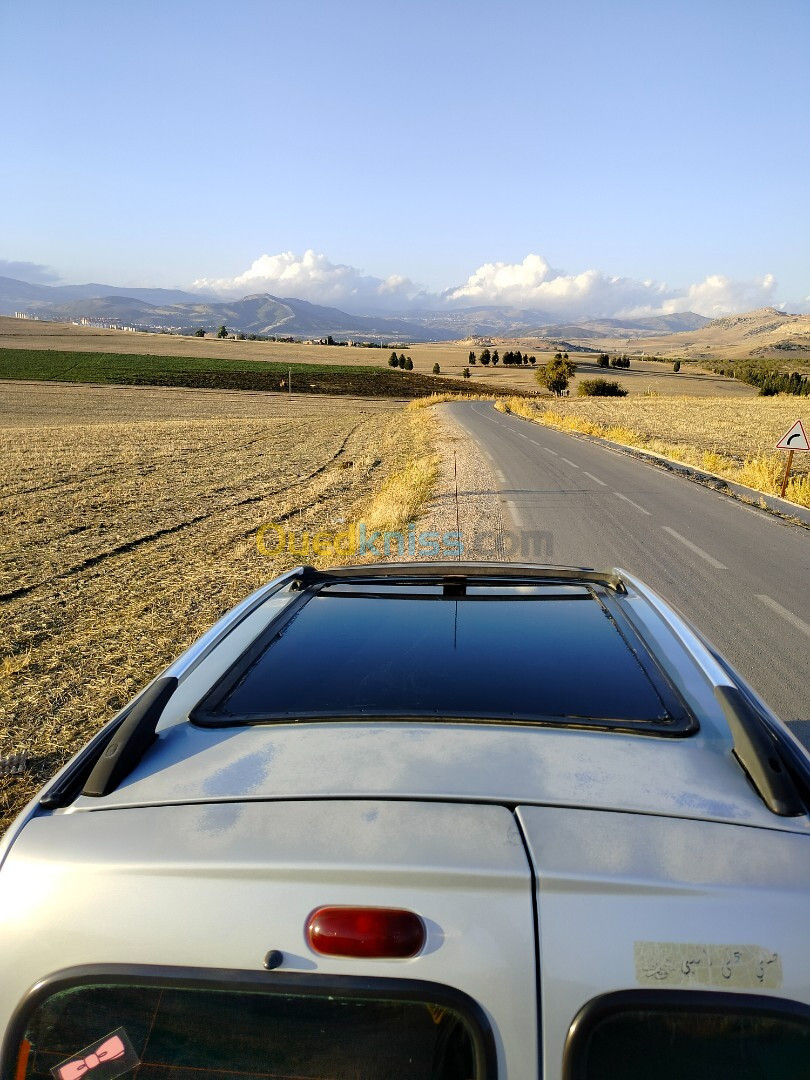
[194,586,689,732]
[566,997,810,1080]
[13,978,486,1080]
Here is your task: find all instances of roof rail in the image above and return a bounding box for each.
[292,563,627,593]
[82,677,178,798]
[715,685,805,817]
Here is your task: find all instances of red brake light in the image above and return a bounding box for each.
[307,906,426,958]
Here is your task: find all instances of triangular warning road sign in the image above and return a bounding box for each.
[775,419,809,451]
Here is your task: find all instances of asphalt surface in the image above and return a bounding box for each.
[448,401,810,746]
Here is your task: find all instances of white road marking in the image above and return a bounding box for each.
[507,503,524,527]
[560,457,580,468]
[755,595,810,638]
[615,492,651,515]
[517,432,529,439]
[661,526,728,569]
[583,471,607,486]
[544,447,558,456]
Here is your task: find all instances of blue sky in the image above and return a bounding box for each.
[2,0,808,317]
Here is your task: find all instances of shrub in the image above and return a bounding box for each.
[462,367,471,379]
[673,360,681,372]
[432,363,441,375]
[578,378,628,397]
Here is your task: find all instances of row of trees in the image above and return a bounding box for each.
[597,354,631,369]
[466,348,539,368]
[705,358,810,397]
[388,352,414,370]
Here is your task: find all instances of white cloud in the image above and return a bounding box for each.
[192,249,780,319]
[443,256,778,319]
[0,259,60,283]
[192,250,427,312]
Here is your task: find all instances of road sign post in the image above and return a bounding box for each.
[774,419,809,498]
[780,450,794,498]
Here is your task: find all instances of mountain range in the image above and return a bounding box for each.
[0,274,710,343]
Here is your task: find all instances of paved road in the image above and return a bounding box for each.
[448,401,810,745]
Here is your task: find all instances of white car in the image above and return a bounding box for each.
[1,563,809,1080]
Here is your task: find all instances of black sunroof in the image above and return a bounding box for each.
[192,585,693,733]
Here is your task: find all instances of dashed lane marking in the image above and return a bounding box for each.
[755,595,810,638]
[615,492,651,515]
[583,471,607,486]
[661,526,728,569]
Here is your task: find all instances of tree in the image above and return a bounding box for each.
[194,328,205,337]
[405,358,414,370]
[398,354,407,369]
[217,325,228,338]
[462,367,471,379]
[491,350,499,366]
[536,354,576,396]
[432,363,441,375]
[479,348,491,365]
[529,355,536,365]
[468,350,476,363]
[390,350,399,365]
[673,360,681,372]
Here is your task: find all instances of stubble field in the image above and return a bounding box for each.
[0,381,430,833]
[497,394,810,505]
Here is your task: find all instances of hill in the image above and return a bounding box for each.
[549,307,810,362]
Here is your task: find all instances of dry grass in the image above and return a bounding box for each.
[0,384,438,834]
[496,396,810,506]
[408,392,496,409]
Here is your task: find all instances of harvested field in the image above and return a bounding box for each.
[497,395,810,506]
[0,383,433,834]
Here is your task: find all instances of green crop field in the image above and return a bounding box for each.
[0,348,478,398]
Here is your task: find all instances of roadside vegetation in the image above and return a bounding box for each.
[0,385,442,834]
[495,395,810,507]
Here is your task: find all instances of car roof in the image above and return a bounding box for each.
[38,563,810,833]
